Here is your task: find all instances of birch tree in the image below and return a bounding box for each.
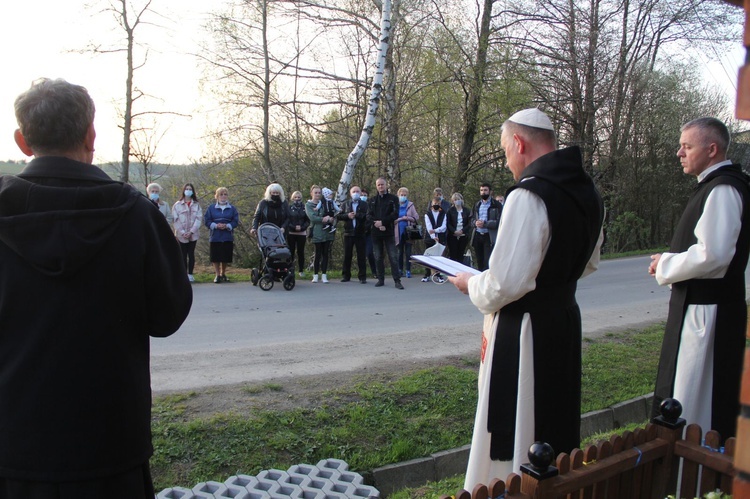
[335,0,393,201]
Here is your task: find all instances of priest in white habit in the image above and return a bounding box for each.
[649,117,750,440]
[449,107,604,489]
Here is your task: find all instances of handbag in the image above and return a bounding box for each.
[405,224,423,241]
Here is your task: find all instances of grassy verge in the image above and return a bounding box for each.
[150,325,663,493]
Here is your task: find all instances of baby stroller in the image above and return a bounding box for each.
[251,223,295,291]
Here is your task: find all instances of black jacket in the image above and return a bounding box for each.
[336,198,369,236]
[253,198,289,232]
[472,198,503,245]
[367,192,399,238]
[287,201,310,233]
[0,157,192,480]
[446,205,472,238]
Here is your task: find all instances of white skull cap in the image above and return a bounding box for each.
[508,108,554,131]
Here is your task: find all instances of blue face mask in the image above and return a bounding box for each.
[184,190,193,198]
[399,195,407,203]
[352,193,361,201]
[360,195,367,202]
[149,192,159,201]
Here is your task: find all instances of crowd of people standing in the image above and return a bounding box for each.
[151,178,506,287]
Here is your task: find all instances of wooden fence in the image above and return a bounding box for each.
[442,399,739,499]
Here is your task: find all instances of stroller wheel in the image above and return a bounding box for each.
[251,268,260,286]
[258,275,274,291]
[283,274,295,291]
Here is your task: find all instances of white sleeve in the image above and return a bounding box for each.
[580,224,604,279]
[467,188,549,315]
[656,184,742,285]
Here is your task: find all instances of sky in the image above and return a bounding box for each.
[0,1,746,165]
[0,0,225,165]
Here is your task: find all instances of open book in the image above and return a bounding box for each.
[410,255,481,277]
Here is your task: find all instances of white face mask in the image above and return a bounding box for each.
[184,190,193,198]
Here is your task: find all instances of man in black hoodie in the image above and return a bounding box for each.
[449,108,604,489]
[0,78,193,498]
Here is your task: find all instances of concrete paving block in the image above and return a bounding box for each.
[580,408,614,439]
[281,473,313,488]
[268,482,303,499]
[157,487,197,498]
[216,486,253,499]
[310,467,341,482]
[287,464,319,477]
[349,484,381,498]
[372,456,436,496]
[431,445,470,480]
[158,460,379,499]
[316,458,349,473]
[225,475,260,490]
[194,481,230,496]
[322,480,357,496]
[256,470,290,483]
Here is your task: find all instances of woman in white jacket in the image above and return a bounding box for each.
[172,183,202,282]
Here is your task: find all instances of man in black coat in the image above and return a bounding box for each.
[367,177,404,289]
[337,185,369,283]
[0,78,193,498]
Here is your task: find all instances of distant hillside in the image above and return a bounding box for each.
[0,160,195,182]
[0,160,27,175]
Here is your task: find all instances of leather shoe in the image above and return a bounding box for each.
[395,281,404,290]
[359,279,367,284]
[341,277,351,282]
[375,280,385,287]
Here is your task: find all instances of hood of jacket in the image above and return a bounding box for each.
[0,157,140,277]
[516,146,596,215]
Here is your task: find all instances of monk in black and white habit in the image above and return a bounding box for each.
[649,117,750,440]
[449,108,604,490]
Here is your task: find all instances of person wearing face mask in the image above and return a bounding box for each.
[360,188,378,278]
[426,187,451,214]
[471,182,503,271]
[287,191,310,277]
[204,187,240,283]
[336,185,369,283]
[422,194,448,283]
[251,183,289,236]
[446,192,472,264]
[306,185,336,283]
[147,182,172,223]
[172,183,203,282]
[395,187,419,279]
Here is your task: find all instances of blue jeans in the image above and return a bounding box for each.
[372,235,401,282]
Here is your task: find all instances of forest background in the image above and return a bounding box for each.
[2,0,749,267]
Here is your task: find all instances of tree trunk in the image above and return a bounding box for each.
[335,0,392,202]
[454,0,493,192]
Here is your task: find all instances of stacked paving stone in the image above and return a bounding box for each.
[156,458,380,498]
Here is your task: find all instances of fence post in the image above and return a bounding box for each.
[519,442,558,498]
[651,398,687,498]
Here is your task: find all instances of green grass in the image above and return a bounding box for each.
[150,326,664,493]
[581,325,663,413]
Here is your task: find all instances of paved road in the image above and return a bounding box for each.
[151,255,679,393]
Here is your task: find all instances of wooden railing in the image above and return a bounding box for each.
[442,399,738,499]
